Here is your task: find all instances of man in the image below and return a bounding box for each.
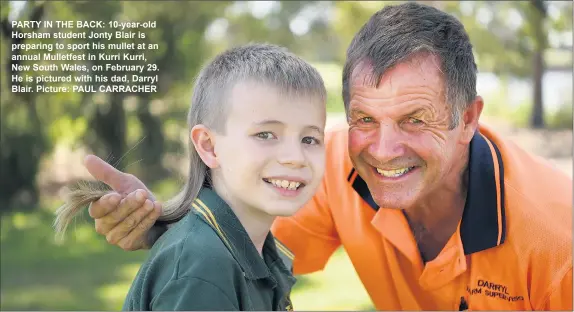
[84,3,572,310]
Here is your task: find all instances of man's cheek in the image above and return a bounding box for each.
[348,128,375,155]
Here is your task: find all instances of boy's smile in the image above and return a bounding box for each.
[263,176,306,197]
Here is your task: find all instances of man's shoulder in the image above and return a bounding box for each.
[479,123,571,213]
[479,124,572,272]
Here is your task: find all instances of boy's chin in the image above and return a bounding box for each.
[259,203,304,218]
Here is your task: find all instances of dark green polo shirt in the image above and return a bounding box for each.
[123,187,296,311]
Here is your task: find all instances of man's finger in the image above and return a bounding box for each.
[94,189,147,236]
[105,198,155,245]
[116,203,162,251]
[106,189,148,225]
[84,154,129,191]
[89,192,121,219]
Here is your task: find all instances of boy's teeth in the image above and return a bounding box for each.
[269,179,301,190]
[376,167,412,178]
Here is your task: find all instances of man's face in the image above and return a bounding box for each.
[212,81,326,217]
[347,55,470,210]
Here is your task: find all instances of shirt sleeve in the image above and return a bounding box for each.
[540,267,573,311]
[151,276,239,311]
[271,131,342,275]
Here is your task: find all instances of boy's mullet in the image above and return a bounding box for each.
[54,43,327,242]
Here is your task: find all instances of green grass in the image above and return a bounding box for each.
[1,202,373,311]
[1,208,149,311]
[291,249,374,310]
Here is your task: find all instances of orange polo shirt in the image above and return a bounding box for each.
[272,122,572,310]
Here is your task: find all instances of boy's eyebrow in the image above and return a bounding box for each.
[306,125,323,133]
[253,120,323,133]
[254,120,284,126]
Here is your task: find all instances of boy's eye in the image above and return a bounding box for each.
[255,132,276,140]
[302,136,320,145]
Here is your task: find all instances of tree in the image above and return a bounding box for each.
[1,0,49,211]
[329,1,573,128]
[437,1,572,128]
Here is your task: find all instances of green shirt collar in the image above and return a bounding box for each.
[191,187,295,285]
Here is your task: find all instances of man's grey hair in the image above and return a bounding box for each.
[190,43,327,133]
[342,2,477,129]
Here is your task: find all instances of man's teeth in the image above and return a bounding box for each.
[376,167,413,178]
[269,179,301,190]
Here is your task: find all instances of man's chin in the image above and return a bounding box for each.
[371,190,417,210]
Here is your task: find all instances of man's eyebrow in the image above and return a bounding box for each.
[404,107,428,117]
[348,108,369,116]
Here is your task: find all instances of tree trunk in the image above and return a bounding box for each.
[531,49,545,128]
[135,97,169,184]
[0,2,47,211]
[90,94,127,169]
[530,0,547,128]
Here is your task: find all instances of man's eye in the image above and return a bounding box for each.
[359,117,374,123]
[255,132,276,140]
[407,117,424,125]
[302,136,320,145]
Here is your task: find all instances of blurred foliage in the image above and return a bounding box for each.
[1,0,571,209]
[0,1,571,310]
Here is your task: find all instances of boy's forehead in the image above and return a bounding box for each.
[227,81,326,127]
[230,81,322,108]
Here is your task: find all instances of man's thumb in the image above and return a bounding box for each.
[84,154,129,192]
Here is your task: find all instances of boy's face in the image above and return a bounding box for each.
[212,81,326,218]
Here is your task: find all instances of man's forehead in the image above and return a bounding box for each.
[349,54,444,91]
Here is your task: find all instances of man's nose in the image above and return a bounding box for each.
[369,122,406,164]
[277,139,306,169]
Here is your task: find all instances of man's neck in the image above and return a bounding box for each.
[403,155,470,262]
[211,177,275,256]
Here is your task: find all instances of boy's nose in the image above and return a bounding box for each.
[277,143,305,169]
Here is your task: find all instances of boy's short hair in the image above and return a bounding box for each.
[189,43,327,133]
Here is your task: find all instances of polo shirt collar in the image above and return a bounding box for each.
[191,187,295,283]
[348,130,506,254]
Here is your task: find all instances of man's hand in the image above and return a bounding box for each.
[84,155,162,250]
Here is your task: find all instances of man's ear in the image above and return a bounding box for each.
[460,95,484,143]
[190,125,218,169]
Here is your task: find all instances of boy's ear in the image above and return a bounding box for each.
[190,125,218,169]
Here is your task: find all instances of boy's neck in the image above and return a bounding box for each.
[211,178,275,256]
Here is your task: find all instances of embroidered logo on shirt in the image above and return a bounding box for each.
[466,279,525,302]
